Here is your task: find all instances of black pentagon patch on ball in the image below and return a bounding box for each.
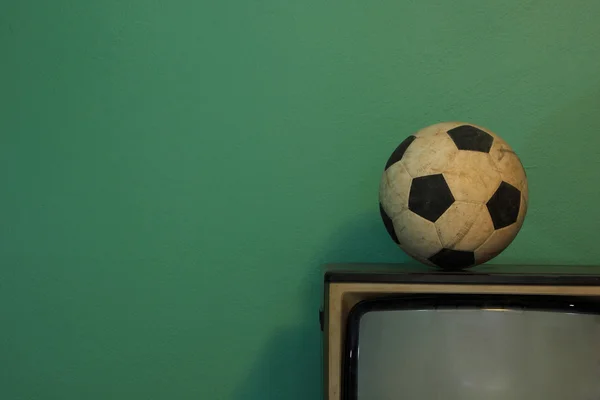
[487,181,521,229]
[379,203,399,244]
[385,135,416,170]
[429,248,475,270]
[447,125,494,153]
[408,174,454,222]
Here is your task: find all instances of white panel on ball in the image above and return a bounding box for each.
[488,136,527,190]
[393,211,442,260]
[379,173,405,219]
[443,151,501,203]
[435,202,494,251]
[401,131,459,178]
[384,162,412,212]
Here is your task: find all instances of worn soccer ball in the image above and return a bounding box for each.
[379,122,528,270]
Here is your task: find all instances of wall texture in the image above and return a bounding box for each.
[3,1,600,399]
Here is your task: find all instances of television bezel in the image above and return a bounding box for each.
[342,293,600,400]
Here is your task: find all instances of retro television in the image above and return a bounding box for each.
[321,264,600,400]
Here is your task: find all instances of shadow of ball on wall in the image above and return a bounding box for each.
[379,122,528,271]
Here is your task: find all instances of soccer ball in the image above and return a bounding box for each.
[379,122,528,270]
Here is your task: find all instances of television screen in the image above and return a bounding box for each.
[344,295,600,400]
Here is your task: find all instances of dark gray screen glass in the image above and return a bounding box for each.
[357,309,600,400]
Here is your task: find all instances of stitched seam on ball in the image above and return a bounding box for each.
[454,200,485,205]
[434,224,444,250]
[450,216,476,249]
[474,229,498,253]
[488,152,503,175]
[384,169,408,217]
[436,204,479,250]
[399,159,414,178]
[381,183,396,219]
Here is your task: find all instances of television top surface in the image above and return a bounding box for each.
[325,263,600,285]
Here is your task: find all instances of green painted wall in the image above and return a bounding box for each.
[2,1,600,398]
